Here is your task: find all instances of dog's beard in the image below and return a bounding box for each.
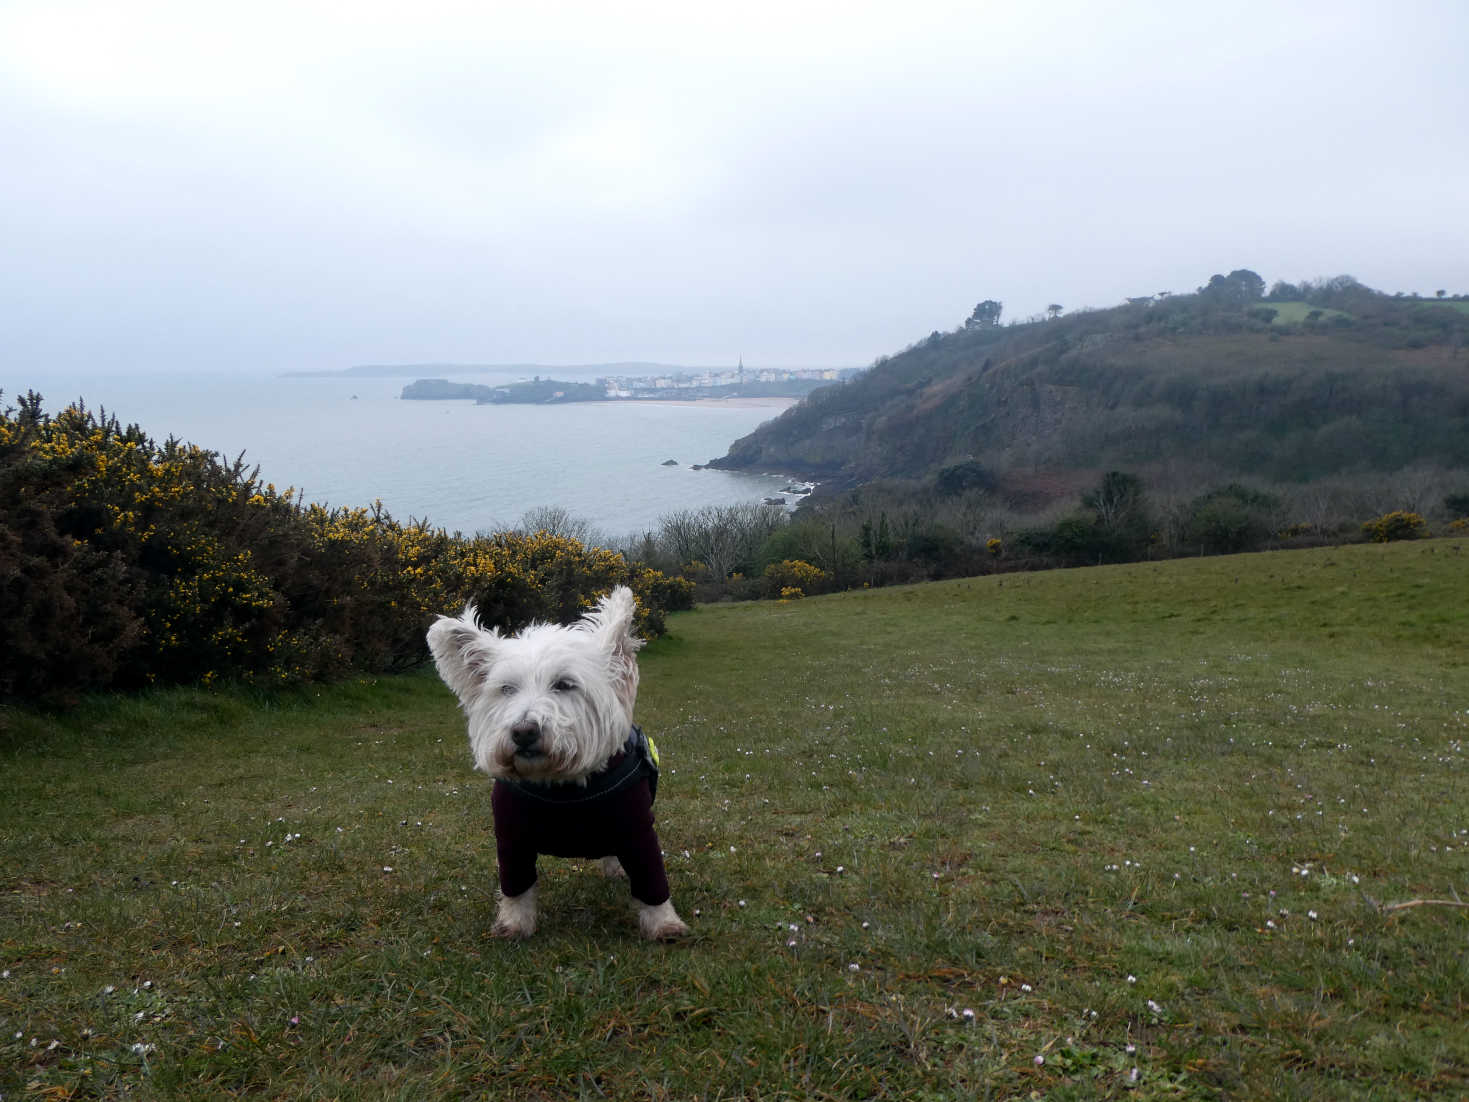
[479,720,625,783]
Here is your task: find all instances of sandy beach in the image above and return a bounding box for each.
[627,396,799,410]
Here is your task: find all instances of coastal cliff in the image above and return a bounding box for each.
[707,276,1469,500]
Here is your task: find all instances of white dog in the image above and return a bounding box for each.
[426,586,689,940]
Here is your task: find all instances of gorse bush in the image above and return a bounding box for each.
[0,393,690,704]
[451,530,691,639]
[762,558,832,598]
[1361,510,1427,543]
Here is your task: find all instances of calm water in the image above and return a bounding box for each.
[7,370,799,537]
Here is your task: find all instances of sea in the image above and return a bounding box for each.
[6,369,802,539]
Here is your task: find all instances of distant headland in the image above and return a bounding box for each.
[282,361,693,379]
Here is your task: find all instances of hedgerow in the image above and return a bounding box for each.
[0,393,690,704]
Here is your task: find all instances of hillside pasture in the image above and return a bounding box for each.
[1261,301,1353,325]
[1416,299,1469,317]
[3,542,1467,1098]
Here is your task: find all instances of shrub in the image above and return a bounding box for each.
[455,530,691,639]
[1081,471,1153,559]
[1018,509,1144,567]
[0,394,691,702]
[763,559,831,598]
[0,503,143,703]
[1182,485,1281,555]
[934,460,994,497]
[1361,511,1426,543]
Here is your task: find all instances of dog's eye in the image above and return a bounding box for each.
[552,678,576,693]
[498,683,516,697]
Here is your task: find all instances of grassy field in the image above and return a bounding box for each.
[1262,296,1468,323]
[1415,299,1469,316]
[1261,301,1353,325]
[3,541,1467,1099]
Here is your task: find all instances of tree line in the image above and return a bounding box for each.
[576,467,1469,604]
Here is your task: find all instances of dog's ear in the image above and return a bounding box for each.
[582,586,643,715]
[582,586,643,656]
[426,605,502,704]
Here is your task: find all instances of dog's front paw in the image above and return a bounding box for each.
[491,917,535,939]
[493,887,537,939]
[638,899,691,941]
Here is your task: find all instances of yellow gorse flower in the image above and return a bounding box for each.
[1,392,689,700]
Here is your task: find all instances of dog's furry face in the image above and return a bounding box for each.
[426,587,643,784]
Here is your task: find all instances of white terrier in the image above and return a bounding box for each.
[426,586,690,941]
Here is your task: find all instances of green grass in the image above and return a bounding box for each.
[1261,301,1353,325]
[1260,295,1469,323]
[1416,299,1469,316]
[3,541,1467,1099]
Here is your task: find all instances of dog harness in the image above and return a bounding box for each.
[491,726,671,906]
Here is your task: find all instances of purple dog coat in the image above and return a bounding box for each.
[490,727,670,906]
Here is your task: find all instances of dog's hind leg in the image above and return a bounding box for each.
[600,856,628,879]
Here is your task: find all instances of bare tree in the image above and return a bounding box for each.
[654,503,787,579]
[1291,485,1348,539]
[517,505,613,549]
[1389,465,1450,514]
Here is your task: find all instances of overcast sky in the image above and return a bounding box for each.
[3,0,1466,377]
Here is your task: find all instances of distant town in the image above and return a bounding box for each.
[601,363,848,398]
[401,363,860,404]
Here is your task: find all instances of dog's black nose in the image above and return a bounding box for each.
[510,721,540,750]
